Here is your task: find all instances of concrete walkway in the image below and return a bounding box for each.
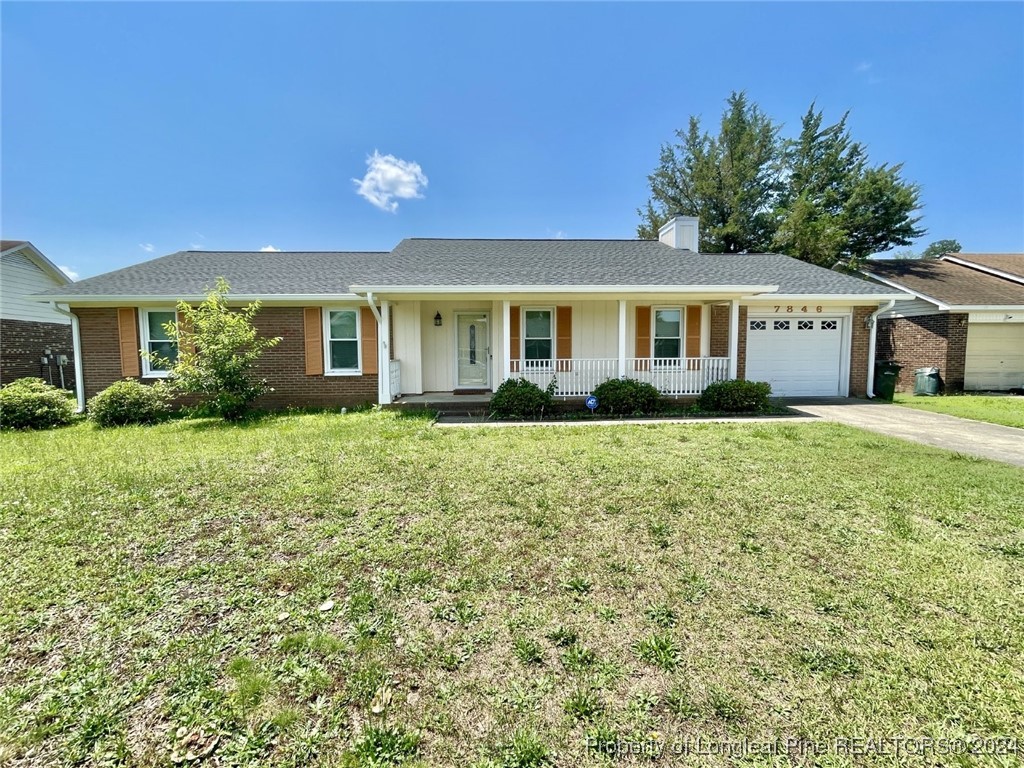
[788,399,1024,468]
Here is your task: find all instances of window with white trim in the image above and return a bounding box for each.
[140,309,178,377]
[653,308,683,359]
[326,309,360,374]
[523,308,553,368]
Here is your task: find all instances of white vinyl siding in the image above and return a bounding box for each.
[0,250,71,324]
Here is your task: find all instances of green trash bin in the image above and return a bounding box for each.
[914,367,940,396]
[874,360,902,401]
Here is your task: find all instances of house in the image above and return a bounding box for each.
[34,217,909,411]
[1,240,77,389]
[861,253,1024,392]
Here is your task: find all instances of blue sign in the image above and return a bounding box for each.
[585,395,598,412]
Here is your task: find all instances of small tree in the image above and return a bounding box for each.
[149,278,281,420]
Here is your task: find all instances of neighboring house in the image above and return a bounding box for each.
[862,254,1024,392]
[34,217,909,411]
[0,240,76,388]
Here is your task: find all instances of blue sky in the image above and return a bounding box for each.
[2,2,1022,280]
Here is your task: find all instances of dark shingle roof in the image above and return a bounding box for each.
[1,240,29,251]
[864,257,1024,306]
[949,253,1024,280]
[36,239,895,299]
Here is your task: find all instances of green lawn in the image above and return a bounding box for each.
[2,413,1023,767]
[893,393,1024,429]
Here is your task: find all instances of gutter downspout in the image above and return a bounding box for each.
[364,291,382,324]
[364,292,388,404]
[50,302,86,413]
[865,299,896,399]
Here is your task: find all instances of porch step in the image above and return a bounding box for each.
[392,394,491,419]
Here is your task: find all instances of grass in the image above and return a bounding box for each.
[893,392,1024,429]
[1,411,1023,766]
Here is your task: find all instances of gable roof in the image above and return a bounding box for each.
[1,240,73,286]
[33,239,902,302]
[862,255,1024,308]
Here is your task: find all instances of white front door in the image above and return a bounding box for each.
[455,312,490,389]
[745,316,848,397]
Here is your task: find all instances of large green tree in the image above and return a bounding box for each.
[637,92,784,252]
[639,95,925,267]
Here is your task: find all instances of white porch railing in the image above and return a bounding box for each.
[389,359,402,399]
[510,357,730,397]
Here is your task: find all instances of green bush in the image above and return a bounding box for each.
[0,377,76,430]
[489,378,555,420]
[697,379,772,413]
[591,378,662,416]
[88,379,171,427]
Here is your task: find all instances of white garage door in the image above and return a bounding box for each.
[965,323,1024,391]
[745,316,846,397]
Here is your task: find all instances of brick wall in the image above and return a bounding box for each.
[0,318,76,389]
[710,305,729,357]
[74,306,379,409]
[876,313,968,392]
[849,306,873,397]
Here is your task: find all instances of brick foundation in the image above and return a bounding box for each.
[876,313,967,392]
[74,306,378,409]
[0,318,76,389]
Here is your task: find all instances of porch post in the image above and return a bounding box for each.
[727,299,739,380]
[379,300,392,403]
[502,300,511,381]
[617,299,627,378]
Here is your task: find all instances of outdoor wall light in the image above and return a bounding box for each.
[434,312,443,327]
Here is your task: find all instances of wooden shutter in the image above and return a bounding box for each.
[303,307,323,376]
[634,305,651,371]
[556,306,572,372]
[117,308,140,378]
[176,310,195,356]
[360,306,378,375]
[685,306,702,358]
[509,305,521,373]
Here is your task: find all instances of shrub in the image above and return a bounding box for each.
[696,379,772,413]
[0,378,75,430]
[590,378,661,416]
[489,378,555,420]
[88,379,170,427]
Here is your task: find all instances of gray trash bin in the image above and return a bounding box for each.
[913,367,940,396]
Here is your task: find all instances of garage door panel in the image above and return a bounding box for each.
[965,324,1024,391]
[745,316,845,397]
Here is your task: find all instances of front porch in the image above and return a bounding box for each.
[378,297,742,404]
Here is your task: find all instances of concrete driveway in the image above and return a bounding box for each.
[787,399,1024,468]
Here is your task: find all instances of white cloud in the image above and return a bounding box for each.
[260,245,281,252]
[353,150,428,213]
[855,61,872,73]
[58,265,79,280]
[139,243,155,253]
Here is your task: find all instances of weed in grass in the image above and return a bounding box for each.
[595,605,618,622]
[513,637,544,665]
[648,519,672,549]
[665,686,700,719]
[796,646,861,677]
[708,688,744,721]
[344,725,420,767]
[562,645,598,672]
[739,529,763,554]
[345,663,389,704]
[678,567,709,603]
[635,633,680,671]
[585,723,619,754]
[645,602,677,628]
[501,676,556,713]
[545,626,578,647]
[227,657,273,713]
[561,576,592,595]
[886,507,915,539]
[563,689,604,721]
[499,730,551,768]
[432,598,482,627]
[628,689,660,714]
[741,603,776,619]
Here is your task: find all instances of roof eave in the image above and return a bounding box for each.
[348,284,781,295]
[744,291,914,302]
[33,293,363,304]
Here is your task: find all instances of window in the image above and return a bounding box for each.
[821,320,838,331]
[750,320,767,331]
[653,308,682,359]
[523,309,553,366]
[140,309,178,377]
[798,320,814,330]
[326,309,360,373]
[774,320,790,331]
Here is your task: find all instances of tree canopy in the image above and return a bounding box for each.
[639,93,925,267]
